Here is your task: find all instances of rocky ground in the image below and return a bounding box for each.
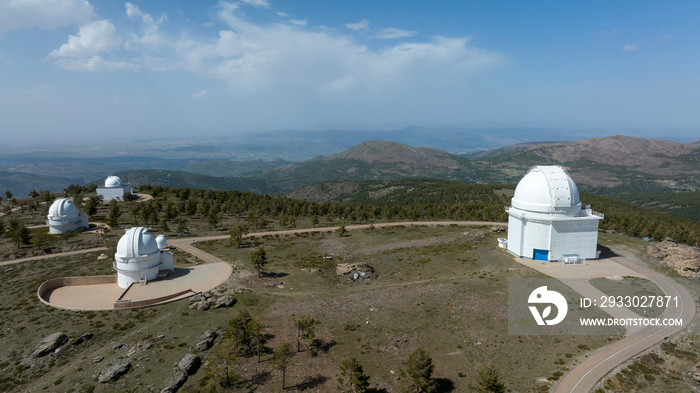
[647,240,700,278]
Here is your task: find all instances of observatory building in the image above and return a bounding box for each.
[46,198,89,234]
[113,227,174,289]
[504,165,603,262]
[97,176,131,201]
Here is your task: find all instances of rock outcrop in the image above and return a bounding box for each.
[30,332,68,358]
[196,330,218,351]
[177,353,201,375]
[98,360,131,383]
[648,240,700,278]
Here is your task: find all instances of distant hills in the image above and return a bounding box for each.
[180,159,293,178]
[0,134,698,200]
[112,170,277,194]
[258,141,484,191]
[473,135,700,193]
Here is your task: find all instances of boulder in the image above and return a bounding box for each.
[336,262,374,276]
[188,293,207,304]
[161,371,188,393]
[215,295,237,309]
[30,332,68,358]
[196,330,218,351]
[70,332,94,346]
[98,361,131,383]
[177,353,201,375]
[190,299,215,311]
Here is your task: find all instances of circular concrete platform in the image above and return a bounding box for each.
[38,263,233,311]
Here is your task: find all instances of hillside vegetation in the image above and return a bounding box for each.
[612,191,700,223]
[112,170,278,195]
[288,178,700,246]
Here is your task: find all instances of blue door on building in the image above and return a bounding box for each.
[533,249,549,261]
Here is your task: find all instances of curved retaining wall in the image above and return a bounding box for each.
[37,276,116,308]
[113,289,195,309]
[38,275,197,310]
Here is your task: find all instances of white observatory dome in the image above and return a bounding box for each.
[116,227,160,262]
[155,234,168,250]
[511,166,581,214]
[113,227,174,289]
[47,198,78,219]
[105,176,123,188]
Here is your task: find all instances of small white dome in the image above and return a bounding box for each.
[105,176,123,188]
[155,234,167,250]
[116,227,160,261]
[511,166,580,213]
[47,198,78,218]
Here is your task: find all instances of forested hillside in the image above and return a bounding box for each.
[612,191,700,223]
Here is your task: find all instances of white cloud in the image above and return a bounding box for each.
[240,0,270,8]
[290,19,307,26]
[47,2,505,90]
[0,0,94,34]
[125,2,167,49]
[659,34,672,40]
[276,12,289,17]
[622,44,638,51]
[345,19,369,31]
[50,20,121,58]
[53,55,138,72]
[192,89,207,100]
[376,27,417,39]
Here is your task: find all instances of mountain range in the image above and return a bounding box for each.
[0,134,697,198]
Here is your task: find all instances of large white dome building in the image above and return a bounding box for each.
[97,175,131,201]
[46,198,89,234]
[505,166,603,262]
[113,227,174,288]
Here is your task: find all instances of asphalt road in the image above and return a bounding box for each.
[553,251,696,393]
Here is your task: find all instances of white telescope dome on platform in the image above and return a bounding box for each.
[97,175,131,201]
[113,227,174,289]
[511,166,581,214]
[504,165,603,262]
[104,176,124,188]
[46,198,89,234]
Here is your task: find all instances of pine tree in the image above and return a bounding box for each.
[251,245,267,278]
[336,224,347,237]
[271,342,294,390]
[229,224,247,248]
[7,218,31,248]
[338,357,371,393]
[405,348,435,393]
[471,362,507,393]
[294,315,316,352]
[106,200,121,228]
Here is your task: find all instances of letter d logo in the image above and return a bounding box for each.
[528,286,568,326]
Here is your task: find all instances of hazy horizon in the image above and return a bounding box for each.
[2,1,700,146]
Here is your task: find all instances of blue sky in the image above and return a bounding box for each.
[1,0,698,146]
